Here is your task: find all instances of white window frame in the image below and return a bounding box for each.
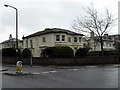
[56,35,60,41]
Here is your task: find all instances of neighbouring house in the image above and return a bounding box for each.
[1,34,22,49]
[82,31,120,51]
[22,28,84,57]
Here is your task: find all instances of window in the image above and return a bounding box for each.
[42,37,46,42]
[26,40,28,48]
[22,42,23,48]
[79,37,81,42]
[56,35,60,41]
[74,37,77,42]
[62,35,65,41]
[30,40,33,48]
[68,37,71,42]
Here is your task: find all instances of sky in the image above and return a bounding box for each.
[0,0,119,42]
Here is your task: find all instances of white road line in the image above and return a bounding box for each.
[68,69,80,71]
[32,71,57,75]
[42,72,50,74]
[49,71,57,73]
[32,73,40,75]
[72,69,80,71]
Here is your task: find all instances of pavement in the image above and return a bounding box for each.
[4,71,30,76]
[0,68,8,71]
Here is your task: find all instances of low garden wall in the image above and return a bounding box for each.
[2,56,119,65]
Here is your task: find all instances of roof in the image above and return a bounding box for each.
[1,38,21,44]
[23,28,84,39]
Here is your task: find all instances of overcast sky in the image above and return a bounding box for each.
[0,0,119,42]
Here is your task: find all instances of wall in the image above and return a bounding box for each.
[23,33,84,57]
[2,56,119,65]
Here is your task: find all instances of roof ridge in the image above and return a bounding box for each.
[23,28,84,39]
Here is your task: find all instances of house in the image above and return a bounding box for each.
[82,31,120,51]
[1,34,22,49]
[22,28,84,57]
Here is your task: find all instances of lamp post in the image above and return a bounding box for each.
[4,4,18,61]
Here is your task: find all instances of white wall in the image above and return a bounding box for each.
[23,33,83,57]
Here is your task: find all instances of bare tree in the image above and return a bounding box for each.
[72,4,117,53]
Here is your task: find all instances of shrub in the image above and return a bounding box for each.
[75,48,89,57]
[41,46,74,58]
[88,50,119,56]
[41,47,54,58]
[2,48,16,57]
[18,49,22,58]
[22,48,32,58]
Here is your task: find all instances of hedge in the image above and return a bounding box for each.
[88,50,119,56]
[75,48,89,57]
[21,48,32,58]
[2,48,16,57]
[41,46,74,58]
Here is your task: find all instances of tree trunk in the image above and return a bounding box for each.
[100,36,104,55]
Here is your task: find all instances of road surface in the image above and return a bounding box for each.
[1,65,119,88]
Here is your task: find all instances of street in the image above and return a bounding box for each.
[1,65,119,88]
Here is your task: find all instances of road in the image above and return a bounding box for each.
[1,65,119,88]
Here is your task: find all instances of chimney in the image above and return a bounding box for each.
[9,34,12,39]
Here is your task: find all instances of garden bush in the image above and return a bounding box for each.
[75,48,89,57]
[41,46,74,58]
[22,48,32,58]
[88,50,119,56]
[2,48,16,57]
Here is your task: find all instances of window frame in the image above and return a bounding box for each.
[56,35,60,41]
[42,37,46,43]
[62,35,65,41]
[30,40,33,48]
[74,37,77,42]
[79,37,81,42]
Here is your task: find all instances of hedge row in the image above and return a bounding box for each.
[41,46,74,58]
[41,46,89,58]
[2,48,32,58]
[88,50,119,56]
[2,47,118,58]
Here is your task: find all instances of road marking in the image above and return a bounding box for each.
[1,68,82,75]
[72,69,80,71]
[68,69,80,71]
[49,71,57,73]
[42,72,50,74]
[32,72,40,75]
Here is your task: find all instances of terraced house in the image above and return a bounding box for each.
[22,28,84,57]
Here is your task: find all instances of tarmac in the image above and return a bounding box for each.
[1,64,119,76]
